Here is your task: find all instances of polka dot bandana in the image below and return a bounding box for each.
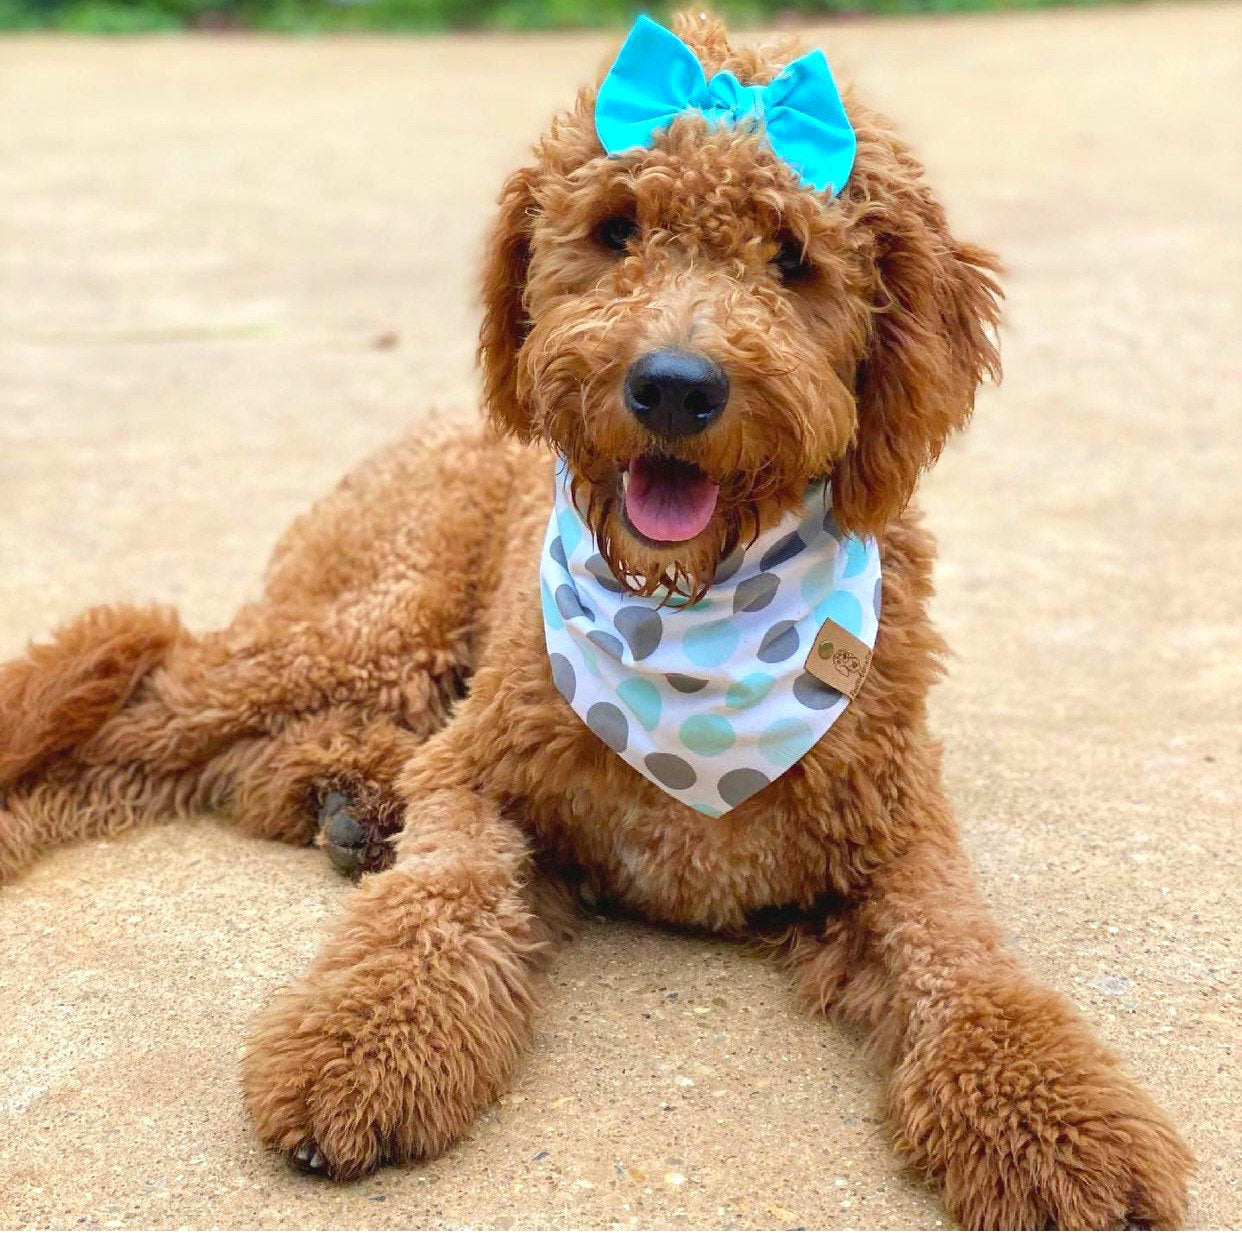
[541,459,882,815]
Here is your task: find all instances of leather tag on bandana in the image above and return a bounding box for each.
[804,618,872,700]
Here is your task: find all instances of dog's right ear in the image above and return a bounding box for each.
[478,165,540,442]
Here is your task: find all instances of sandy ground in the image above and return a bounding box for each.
[1,3,1240,1228]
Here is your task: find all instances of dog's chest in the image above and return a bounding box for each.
[511,714,849,930]
[471,482,932,930]
[477,569,882,931]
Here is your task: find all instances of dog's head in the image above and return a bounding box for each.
[479,10,1000,597]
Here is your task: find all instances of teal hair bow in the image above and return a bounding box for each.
[594,15,856,197]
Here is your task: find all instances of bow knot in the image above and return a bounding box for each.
[594,16,856,197]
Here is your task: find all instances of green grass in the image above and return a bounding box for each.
[0,0,1128,33]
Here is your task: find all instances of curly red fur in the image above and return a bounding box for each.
[0,603,185,790]
[0,11,1189,1227]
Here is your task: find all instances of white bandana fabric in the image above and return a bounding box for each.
[540,459,882,816]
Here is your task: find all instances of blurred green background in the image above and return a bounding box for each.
[0,0,1132,34]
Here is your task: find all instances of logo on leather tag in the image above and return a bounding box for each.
[804,618,872,700]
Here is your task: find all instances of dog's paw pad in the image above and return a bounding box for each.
[315,789,397,879]
[291,1143,329,1176]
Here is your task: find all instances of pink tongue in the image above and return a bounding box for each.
[624,455,720,543]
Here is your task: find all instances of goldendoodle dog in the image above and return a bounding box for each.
[0,11,1192,1228]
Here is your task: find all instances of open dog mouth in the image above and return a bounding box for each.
[621,453,720,543]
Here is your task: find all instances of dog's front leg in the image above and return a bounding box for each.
[241,785,564,1181]
[794,827,1192,1229]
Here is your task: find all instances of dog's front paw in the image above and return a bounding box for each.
[241,984,422,1179]
[242,866,537,1181]
[242,970,516,1180]
[891,982,1192,1229]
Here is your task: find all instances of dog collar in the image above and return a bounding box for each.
[540,458,882,815]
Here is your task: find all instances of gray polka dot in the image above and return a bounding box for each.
[666,673,708,693]
[586,702,628,753]
[718,767,770,806]
[549,653,576,702]
[586,554,625,593]
[733,571,780,614]
[873,576,883,618]
[792,670,841,710]
[760,531,805,572]
[712,549,745,586]
[555,584,593,622]
[757,620,801,663]
[644,753,697,791]
[549,536,568,569]
[587,630,624,661]
[614,606,663,660]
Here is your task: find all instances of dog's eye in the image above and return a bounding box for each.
[596,214,638,254]
[773,235,814,281]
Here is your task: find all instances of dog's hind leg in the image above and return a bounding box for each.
[0,602,188,793]
[0,429,519,884]
[0,603,197,881]
[65,423,513,803]
[0,608,458,883]
[0,765,184,884]
[0,666,434,885]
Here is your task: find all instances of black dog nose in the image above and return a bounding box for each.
[624,349,729,440]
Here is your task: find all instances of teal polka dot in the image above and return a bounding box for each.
[541,580,564,631]
[757,716,817,766]
[577,638,602,678]
[680,714,736,757]
[556,508,583,557]
[664,592,714,612]
[617,677,662,731]
[800,557,837,609]
[725,672,776,709]
[691,802,722,818]
[813,591,864,637]
[683,619,740,667]
[842,536,869,578]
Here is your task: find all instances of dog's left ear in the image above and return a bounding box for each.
[478,165,541,441]
[832,176,1002,535]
